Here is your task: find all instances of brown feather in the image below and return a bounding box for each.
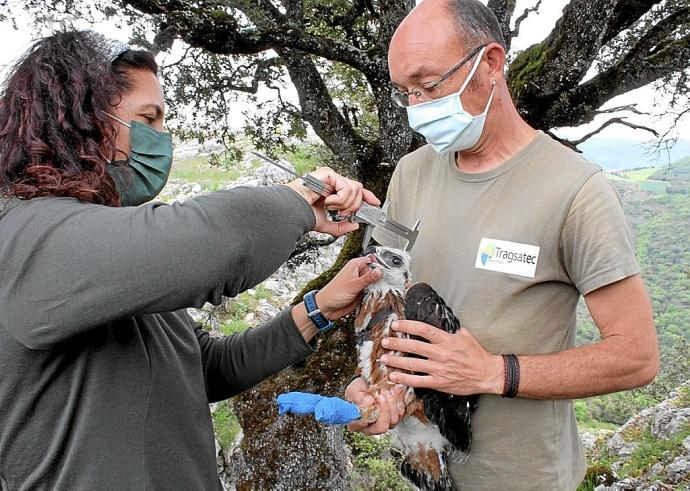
[355,289,413,422]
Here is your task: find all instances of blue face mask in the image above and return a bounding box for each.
[406,47,495,154]
[106,114,173,206]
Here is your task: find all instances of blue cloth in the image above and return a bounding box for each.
[276,392,361,425]
[276,392,322,415]
[314,396,361,425]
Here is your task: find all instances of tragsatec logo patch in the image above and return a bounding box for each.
[475,238,540,278]
[479,242,495,266]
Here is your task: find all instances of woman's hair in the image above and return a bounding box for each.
[0,30,158,206]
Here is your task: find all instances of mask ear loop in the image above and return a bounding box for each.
[482,79,497,115]
[458,46,487,96]
[103,113,131,163]
[105,112,132,128]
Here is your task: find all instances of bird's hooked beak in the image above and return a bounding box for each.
[364,247,390,271]
[367,254,388,271]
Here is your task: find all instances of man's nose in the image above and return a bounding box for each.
[408,92,427,106]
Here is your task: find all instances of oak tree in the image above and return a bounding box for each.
[7,0,689,487]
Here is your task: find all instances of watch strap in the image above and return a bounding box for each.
[303,290,335,333]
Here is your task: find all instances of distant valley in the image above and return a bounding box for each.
[579,137,690,171]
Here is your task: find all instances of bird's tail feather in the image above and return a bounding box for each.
[399,448,454,491]
[418,390,479,453]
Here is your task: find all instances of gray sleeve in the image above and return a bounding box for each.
[559,172,640,295]
[194,308,315,401]
[0,186,315,349]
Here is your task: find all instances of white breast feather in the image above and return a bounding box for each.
[359,340,374,380]
[392,417,451,456]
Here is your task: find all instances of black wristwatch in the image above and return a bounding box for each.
[303,290,335,333]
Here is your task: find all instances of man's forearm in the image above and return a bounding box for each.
[382,276,659,400]
[508,337,658,399]
[500,276,659,400]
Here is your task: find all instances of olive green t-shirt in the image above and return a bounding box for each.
[374,132,640,490]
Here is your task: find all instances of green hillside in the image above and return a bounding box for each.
[624,167,657,181]
[651,156,690,193]
[614,157,690,349]
[577,156,690,426]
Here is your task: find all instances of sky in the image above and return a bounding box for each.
[0,0,687,142]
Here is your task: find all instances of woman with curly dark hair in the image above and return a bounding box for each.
[0,30,385,489]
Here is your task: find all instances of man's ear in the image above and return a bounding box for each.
[484,42,506,81]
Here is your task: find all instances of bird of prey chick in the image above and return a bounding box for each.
[354,245,479,491]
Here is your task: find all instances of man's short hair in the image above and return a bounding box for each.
[446,0,506,51]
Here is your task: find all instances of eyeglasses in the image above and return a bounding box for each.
[390,44,487,108]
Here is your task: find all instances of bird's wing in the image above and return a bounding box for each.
[404,282,459,334]
[404,282,479,454]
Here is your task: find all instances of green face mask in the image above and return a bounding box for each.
[106,115,173,206]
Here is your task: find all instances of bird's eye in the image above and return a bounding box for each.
[392,256,402,266]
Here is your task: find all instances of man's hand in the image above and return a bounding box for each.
[285,166,381,237]
[344,377,405,435]
[381,276,658,400]
[380,321,504,396]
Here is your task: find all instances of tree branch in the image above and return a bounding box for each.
[601,0,663,45]
[161,46,191,69]
[509,0,670,104]
[623,6,690,62]
[594,104,646,116]
[304,0,380,51]
[509,2,690,130]
[510,0,542,40]
[487,0,517,50]
[123,0,377,75]
[219,57,283,94]
[668,70,689,107]
[569,117,659,146]
[376,0,414,53]
[269,84,302,119]
[331,0,372,27]
[659,105,690,141]
[536,0,617,93]
[276,47,377,171]
[542,30,690,129]
[283,0,304,23]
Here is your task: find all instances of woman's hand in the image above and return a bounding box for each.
[316,256,382,320]
[285,167,381,237]
[290,256,382,343]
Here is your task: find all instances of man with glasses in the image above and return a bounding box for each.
[345,0,659,489]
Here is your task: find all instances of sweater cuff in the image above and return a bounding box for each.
[278,184,317,232]
[276,307,318,359]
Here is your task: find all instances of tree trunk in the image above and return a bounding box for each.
[229,232,365,489]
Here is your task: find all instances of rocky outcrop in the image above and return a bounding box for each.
[591,384,690,490]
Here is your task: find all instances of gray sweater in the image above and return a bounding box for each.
[0,186,316,490]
